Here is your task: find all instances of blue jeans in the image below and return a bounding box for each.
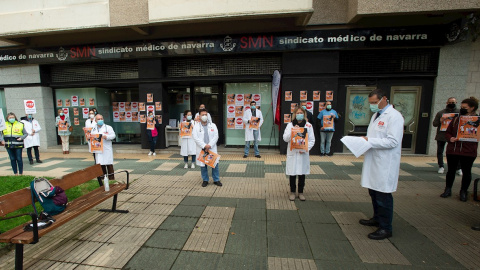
[368,189,393,232]
[184,155,196,163]
[6,148,23,174]
[244,130,260,156]
[320,131,334,154]
[201,163,220,182]
[149,136,158,152]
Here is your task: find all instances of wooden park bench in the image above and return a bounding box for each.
[0,164,129,270]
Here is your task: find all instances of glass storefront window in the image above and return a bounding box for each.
[167,87,191,126]
[224,82,278,146]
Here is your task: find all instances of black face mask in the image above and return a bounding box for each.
[446,103,456,109]
[460,108,468,115]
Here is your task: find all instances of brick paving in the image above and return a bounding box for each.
[0,151,479,269]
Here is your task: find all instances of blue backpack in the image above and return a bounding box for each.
[30,178,67,216]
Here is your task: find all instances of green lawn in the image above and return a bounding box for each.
[0,175,101,234]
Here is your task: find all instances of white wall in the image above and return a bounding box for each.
[0,0,109,36]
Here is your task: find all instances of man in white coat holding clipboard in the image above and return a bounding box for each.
[192,109,222,187]
[243,100,264,158]
[91,114,116,181]
[359,89,404,240]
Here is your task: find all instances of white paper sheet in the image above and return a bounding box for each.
[341,136,372,158]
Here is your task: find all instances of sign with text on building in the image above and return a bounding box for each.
[24,100,36,114]
[0,27,446,66]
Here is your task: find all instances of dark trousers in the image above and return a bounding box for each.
[183,155,196,163]
[289,175,305,193]
[6,148,23,174]
[150,137,158,152]
[97,164,115,184]
[437,141,461,169]
[368,189,393,232]
[26,146,40,161]
[445,154,476,191]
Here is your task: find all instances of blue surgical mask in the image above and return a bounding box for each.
[59,112,64,116]
[370,100,381,113]
[28,115,33,119]
[8,118,15,123]
[326,105,332,110]
[187,115,192,121]
[251,106,256,110]
[97,120,104,126]
[296,114,304,121]
[302,106,306,110]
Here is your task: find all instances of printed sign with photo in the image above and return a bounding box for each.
[457,116,480,142]
[71,96,79,106]
[313,91,320,101]
[197,149,221,169]
[180,122,193,137]
[131,102,138,112]
[112,102,119,112]
[73,108,79,116]
[80,98,85,106]
[139,102,146,111]
[147,93,153,103]
[227,94,235,105]
[252,94,261,104]
[140,114,146,123]
[300,91,307,101]
[155,102,162,111]
[113,111,120,122]
[125,102,131,111]
[132,112,139,122]
[83,127,92,142]
[58,120,68,131]
[244,94,252,106]
[156,115,162,124]
[284,114,291,123]
[291,103,298,113]
[290,127,308,151]
[146,105,155,115]
[326,91,334,101]
[74,118,80,125]
[24,100,36,114]
[440,113,458,131]
[249,117,260,130]
[227,118,235,129]
[318,102,326,112]
[235,106,244,117]
[89,134,103,153]
[57,99,62,107]
[285,91,292,101]
[235,117,244,129]
[235,94,244,106]
[65,99,71,107]
[147,117,155,129]
[306,101,314,114]
[62,108,70,117]
[119,102,125,112]
[83,108,89,119]
[119,112,126,122]
[227,105,235,118]
[89,98,95,106]
[125,112,132,122]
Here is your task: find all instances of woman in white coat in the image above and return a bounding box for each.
[283,107,315,201]
[21,114,43,165]
[91,114,116,180]
[180,110,197,168]
[242,101,264,158]
[55,109,71,154]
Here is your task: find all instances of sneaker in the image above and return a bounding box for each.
[243,155,248,158]
[438,167,444,174]
[289,192,295,201]
[298,193,306,201]
[36,160,43,163]
[456,169,463,176]
[153,152,156,156]
[148,151,153,156]
[184,163,189,169]
[202,181,208,187]
[191,164,195,169]
[214,181,223,186]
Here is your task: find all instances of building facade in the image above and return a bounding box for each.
[0,0,479,155]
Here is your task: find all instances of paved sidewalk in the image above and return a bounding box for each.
[0,152,479,269]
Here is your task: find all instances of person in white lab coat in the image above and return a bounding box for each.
[192,109,222,187]
[21,114,43,165]
[85,109,96,128]
[283,107,315,201]
[91,114,116,180]
[358,89,404,240]
[243,101,264,158]
[194,104,212,123]
[180,110,197,168]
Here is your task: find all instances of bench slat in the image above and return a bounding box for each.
[0,183,126,244]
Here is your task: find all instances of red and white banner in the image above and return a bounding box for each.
[272,70,281,127]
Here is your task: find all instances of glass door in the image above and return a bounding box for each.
[344,86,377,137]
[390,86,422,153]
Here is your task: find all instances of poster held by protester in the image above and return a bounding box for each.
[58,120,68,131]
[89,134,103,153]
[441,113,458,131]
[249,117,260,130]
[290,127,308,151]
[323,115,334,129]
[83,127,92,142]
[180,122,193,137]
[198,149,221,168]
[457,116,480,142]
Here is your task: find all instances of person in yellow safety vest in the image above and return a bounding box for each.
[0,112,28,176]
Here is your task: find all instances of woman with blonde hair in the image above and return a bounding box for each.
[283,107,315,201]
[0,112,28,175]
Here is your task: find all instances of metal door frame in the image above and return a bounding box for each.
[344,86,377,136]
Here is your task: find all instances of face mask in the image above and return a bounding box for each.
[201,115,208,122]
[199,108,205,111]
[89,114,95,119]
[460,108,468,115]
[447,103,456,109]
[27,115,32,119]
[302,106,306,110]
[187,115,192,121]
[251,105,256,110]
[94,111,97,115]
[370,100,381,113]
[59,112,64,116]
[8,118,15,123]
[97,120,104,126]
[296,114,304,121]
[326,105,332,110]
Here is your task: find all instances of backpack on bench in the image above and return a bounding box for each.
[30,178,68,216]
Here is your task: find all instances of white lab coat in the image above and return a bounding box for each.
[283,121,315,176]
[180,120,197,156]
[21,119,41,148]
[194,112,213,124]
[192,122,219,167]
[243,109,264,142]
[361,106,404,193]
[85,119,96,128]
[91,124,116,165]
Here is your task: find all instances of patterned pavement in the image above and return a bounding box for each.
[0,151,479,269]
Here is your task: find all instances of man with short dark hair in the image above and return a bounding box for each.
[359,89,404,240]
[432,97,462,175]
[243,101,264,158]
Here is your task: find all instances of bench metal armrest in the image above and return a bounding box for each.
[0,213,39,244]
[106,170,130,190]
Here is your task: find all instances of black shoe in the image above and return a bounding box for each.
[440,188,452,198]
[29,160,34,165]
[368,228,392,240]
[359,218,379,227]
[320,153,326,156]
[472,224,480,231]
[36,160,43,163]
[214,181,223,186]
[460,190,468,202]
[255,155,261,158]
[202,181,208,187]
[243,155,248,158]
[327,152,334,156]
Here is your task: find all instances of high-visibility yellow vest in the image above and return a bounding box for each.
[3,121,24,148]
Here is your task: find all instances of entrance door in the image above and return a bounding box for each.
[344,86,377,138]
[193,85,224,144]
[390,86,422,153]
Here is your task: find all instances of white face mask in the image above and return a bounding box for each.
[89,114,95,119]
[201,115,208,122]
